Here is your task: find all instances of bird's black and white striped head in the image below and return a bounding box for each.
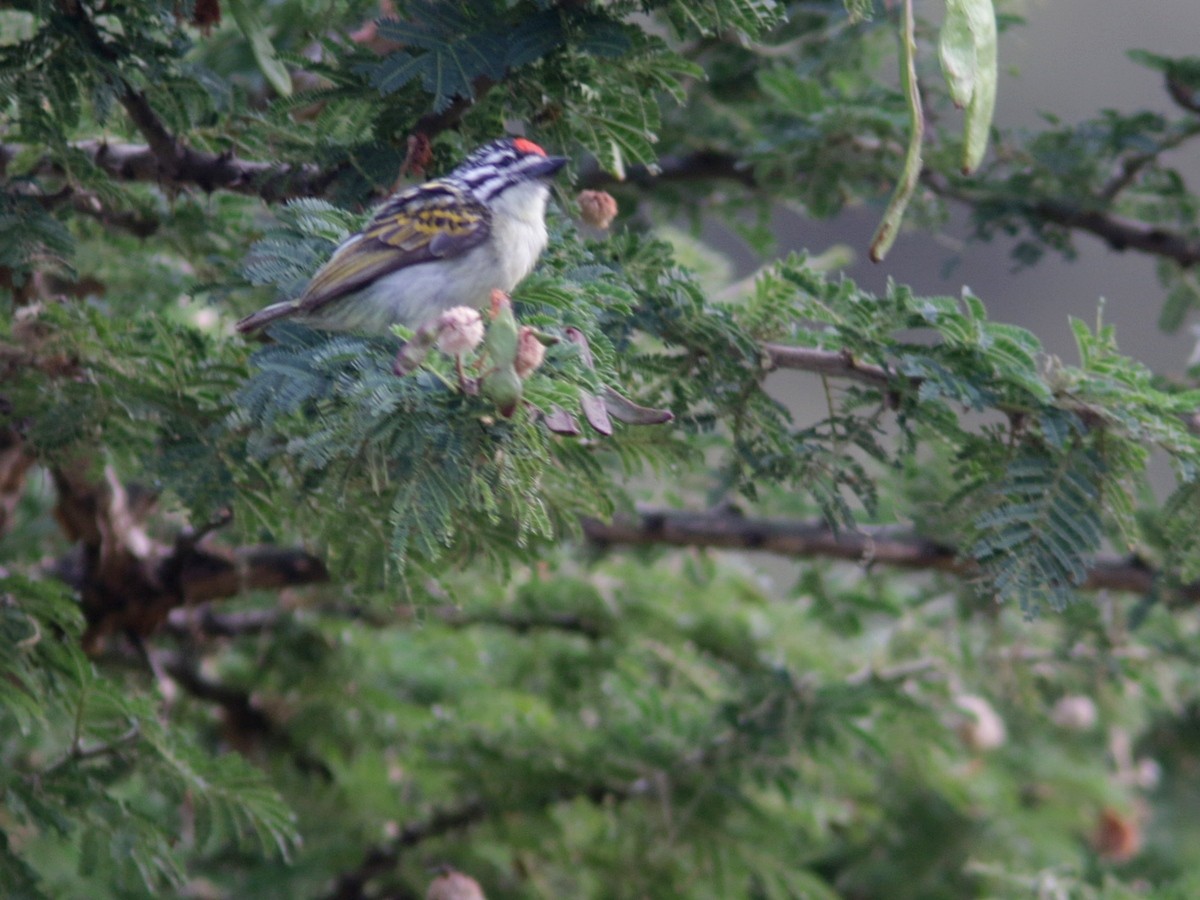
[450,137,568,203]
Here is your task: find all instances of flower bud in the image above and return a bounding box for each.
[436,306,484,357]
[427,869,486,900]
[577,190,618,229]
[1051,695,1098,731]
[955,695,1006,752]
[1093,807,1141,862]
[1134,757,1161,790]
[514,326,547,379]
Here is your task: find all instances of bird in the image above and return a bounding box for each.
[236,137,568,335]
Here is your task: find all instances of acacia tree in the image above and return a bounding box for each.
[5,0,1200,897]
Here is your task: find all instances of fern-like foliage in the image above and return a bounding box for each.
[0,576,297,897]
[368,1,646,116]
[757,257,1200,607]
[370,3,509,112]
[1149,480,1200,583]
[228,201,684,581]
[968,443,1105,611]
[656,0,788,39]
[232,326,615,579]
[0,193,76,293]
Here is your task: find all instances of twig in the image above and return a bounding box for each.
[434,607,608,640]
[324,798,489,900]
[763,344,896,391]
[1031,199,1200,267]
[40,721,141,778]
[164,603,607,641]
[1097,120,1200,202]
[578,139,1200,271]
[922,168,1200,269]
[155,649,333,780]
[581,508,1193,601]
[4,138,340,204]
[49,461,327,648]
[0,429,36,540]
[412,77,494,142]
[578,149,755,190]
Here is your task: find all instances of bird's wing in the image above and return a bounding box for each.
[296,180,491,314]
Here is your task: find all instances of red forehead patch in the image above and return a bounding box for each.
[513,137,547,157]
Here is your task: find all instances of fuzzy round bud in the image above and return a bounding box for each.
[436,306,485,357]
[577,190,618,229]
[426,869,486,900]
[514,326,547,379]
[955,695,1006,752]
[1093,807,1141,862]
[1134,757,1161,790]
[1051,694,1098,732]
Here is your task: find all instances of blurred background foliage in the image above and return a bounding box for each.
[4,0,1200,897]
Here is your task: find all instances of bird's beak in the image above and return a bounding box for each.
[532,155,569,179]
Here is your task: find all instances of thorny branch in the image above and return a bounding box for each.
[581,508,1188,601]
[581,143,1200,270]
[152,649,333,780]
[164,603,608,641]
[49,461,327,650]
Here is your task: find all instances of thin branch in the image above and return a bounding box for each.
[325,798,489,900]
[433,607,608,639]
[0,429,36,540]
[116,87,179,174]
[58,0,338,202]
[920,168,1200,269]
[1097,120,1200,201]
[326,774,647,899]
[1167,73,1200,115]
[165,602,607,641]
[578,149,755,190]
[763,344,896,391]
[5,173,161,241]
[7,5,488,206]
[578,141,1200,271]
[764,340,1139,433]
[39,721,141,779]
[581,508,1193,601]
[68,190,161,237]
[10,141,744,202]
[3,139,341,204]
[1030,199,1200,267]
[154,649,333,780]
[50,461,327,649]
[413,76,494,140]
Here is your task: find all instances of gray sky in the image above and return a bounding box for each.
[776,1,1200,369]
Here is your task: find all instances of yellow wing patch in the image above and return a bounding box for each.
[365,181,488,253]
[295,180,491,313]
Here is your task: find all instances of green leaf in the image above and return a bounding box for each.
[505,9,566,68]
[227,0,293,98]
[372,7,507,111]
[970,446,1105,611]
[1158,262,1200,333]
[940,0,997,173]
[869,0,923,262]
[661,0,787,38]
[938,0,977,108]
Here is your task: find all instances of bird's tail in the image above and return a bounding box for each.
[236,301,299,334]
